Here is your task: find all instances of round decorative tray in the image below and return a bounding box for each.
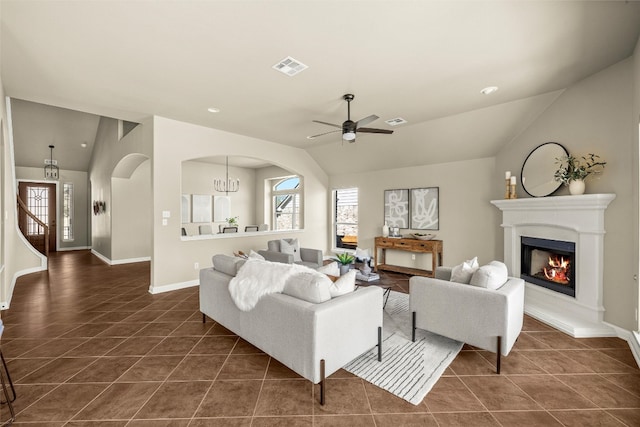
[411,233,436,240]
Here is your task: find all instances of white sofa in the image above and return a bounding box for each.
[199,254,383,404]
[409,265,524,373]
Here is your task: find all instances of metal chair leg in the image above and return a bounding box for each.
[412,311,417,342]
[0,368,15,426]
[319,359,326,405]
[496,336,502,374]
[0,350,15,403]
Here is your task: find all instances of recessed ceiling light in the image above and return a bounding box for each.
[207,107,220,113]
[272,56,308,77]
[480,86,499,95]
[81,142,87,148]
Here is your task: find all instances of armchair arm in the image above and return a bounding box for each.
[300,248,323,267]
[258,250,294,264]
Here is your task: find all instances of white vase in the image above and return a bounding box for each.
[569,179,585,195]
[382,222,389,237]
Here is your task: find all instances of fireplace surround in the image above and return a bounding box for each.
[492,194,615,337]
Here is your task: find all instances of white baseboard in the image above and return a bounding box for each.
[149,280,198,294]
[630,331,640,369]
[58,246,91,252]
[90,249,150,266]
[91,249,112,265]
[1,263,48,310]
[111,256,151,265]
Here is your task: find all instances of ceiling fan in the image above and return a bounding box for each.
[308,94,393,142]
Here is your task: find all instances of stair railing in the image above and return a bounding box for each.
[16,196,49,258]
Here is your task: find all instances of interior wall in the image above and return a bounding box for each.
[1,96,45,308]
[88,117,152,263]
[151,116,329,291]
[112,159,151,261]
[181,160,256,236]
[633,33,640,332]
[330,157,497,269]
[496,57,636,331]
[15,167,90,250]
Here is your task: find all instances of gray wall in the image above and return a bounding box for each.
[496,57,636,331]
[330,157,498,270]
[151,116,329,292]
[88,117,152,262]
[112,159,151,262]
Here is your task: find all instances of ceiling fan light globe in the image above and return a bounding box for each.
[343,132,356,141]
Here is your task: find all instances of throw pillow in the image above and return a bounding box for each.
[329,269,356,297]
[280,239,302,263]
[317,261,340,277]
[282,271,332,303]
[248,250,265,260]
[450,256,479,284]
[469,260,508,290]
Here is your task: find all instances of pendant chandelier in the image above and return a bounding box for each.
[213,156,239,194]
[44,145,59,180]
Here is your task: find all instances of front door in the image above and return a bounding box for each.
[18,182,57,254]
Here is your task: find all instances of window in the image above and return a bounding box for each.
[335,188,358,249]
[63,183,74,241]
[271,176,302,230]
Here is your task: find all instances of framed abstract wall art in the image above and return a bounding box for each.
[410,187,439,230]
[384,189,409,228]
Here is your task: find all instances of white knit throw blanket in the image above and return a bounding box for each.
[228,259,317,311]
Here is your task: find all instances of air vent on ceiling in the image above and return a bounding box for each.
[272,56,308,76]
[385,117,408,126]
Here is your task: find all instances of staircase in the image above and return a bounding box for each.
[17,196,50,258]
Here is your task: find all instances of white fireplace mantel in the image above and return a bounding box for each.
[491,194,616,337]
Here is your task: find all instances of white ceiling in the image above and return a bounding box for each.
[2,1,640,175]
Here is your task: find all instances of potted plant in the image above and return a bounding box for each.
[225,216,239,227]
[554,153,606,195]
[333,252,355,275]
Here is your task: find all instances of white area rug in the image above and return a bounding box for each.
[343,291,463,405]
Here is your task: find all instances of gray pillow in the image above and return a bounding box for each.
[280,238,302,263]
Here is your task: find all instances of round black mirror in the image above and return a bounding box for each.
[521,142,568,197]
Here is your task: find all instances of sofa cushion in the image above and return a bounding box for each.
[282,271,332,303]
[212,254,245,276]
[329,270,356,297]
[450,256,479,284]
[469,261,508,290]
[280,239,302,263]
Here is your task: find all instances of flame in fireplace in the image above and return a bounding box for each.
[543,255,570,285]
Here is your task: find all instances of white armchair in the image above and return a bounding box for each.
[409,265,524,373]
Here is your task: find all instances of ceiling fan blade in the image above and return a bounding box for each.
[312,120,341,129]
[307,129,341,139]
[355,114,379,128]
[358,127,394,135]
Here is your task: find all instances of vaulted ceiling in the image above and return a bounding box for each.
[3,1,640,175]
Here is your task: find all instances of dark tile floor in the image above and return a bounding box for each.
[0,250,638,425]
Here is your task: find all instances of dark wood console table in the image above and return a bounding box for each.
[374,236,443,277]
